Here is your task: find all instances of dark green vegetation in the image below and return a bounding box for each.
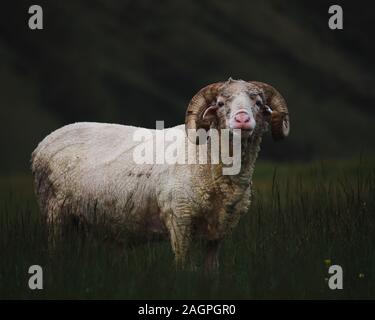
[1,158,374,299]
[1,0,375,173]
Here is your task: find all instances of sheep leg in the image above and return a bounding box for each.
[204,240,221,274]
[166,213,192,269]
[45,197,85,248]
[45,213,64,251]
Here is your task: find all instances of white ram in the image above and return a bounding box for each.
[31,78,290,271]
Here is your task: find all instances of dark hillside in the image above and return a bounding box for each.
[0,0,374,172]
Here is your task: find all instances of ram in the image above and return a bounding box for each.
[31,78,290,272]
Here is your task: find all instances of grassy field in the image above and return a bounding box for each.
[0,157,375,299]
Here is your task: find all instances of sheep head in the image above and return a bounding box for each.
[185,78,290,142]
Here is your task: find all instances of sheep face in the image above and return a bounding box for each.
[202,80,272,139]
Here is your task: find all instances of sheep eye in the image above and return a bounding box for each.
[256,100,263,107]
[217,101,225,107]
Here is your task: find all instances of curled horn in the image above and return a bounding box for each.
[185,82,224,143]
[249,81,290,140]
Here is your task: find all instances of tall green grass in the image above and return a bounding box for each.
[0,158,374,299]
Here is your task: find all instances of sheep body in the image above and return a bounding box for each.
[31,122,258,262]
[31,78,289,271]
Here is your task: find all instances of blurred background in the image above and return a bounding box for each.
[1,0,374,174]
[1,0,375,299]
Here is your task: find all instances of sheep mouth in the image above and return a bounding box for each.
[229,127,254,138]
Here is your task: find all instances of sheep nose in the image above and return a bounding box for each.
[233,112,251,129]
[234,112,250,123]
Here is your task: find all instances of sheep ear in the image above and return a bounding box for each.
[194,105,218,134]
[263,105,273,116]
[202,106,218,121]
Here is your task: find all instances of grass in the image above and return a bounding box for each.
[0,157,375,299]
